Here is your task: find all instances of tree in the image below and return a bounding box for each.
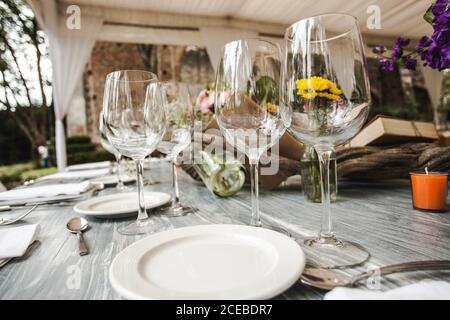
[0,0,51,158]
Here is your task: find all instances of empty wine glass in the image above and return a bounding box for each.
[215,38,291,232]
[284,14,371,268]
[157,82,196,216]
[102,70,166,235]
[99,112,129,191]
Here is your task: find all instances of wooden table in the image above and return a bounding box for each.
[1,160,449,299]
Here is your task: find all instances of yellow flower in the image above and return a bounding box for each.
[266,102,278,113]
[295,76,342,100]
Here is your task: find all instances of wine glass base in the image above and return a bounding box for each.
[117,219,160,236]
[303,236,370,269]
[158,205,197,217]
[251,223,293,238]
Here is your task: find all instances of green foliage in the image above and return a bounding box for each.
[254,76,278,105]
[66,136,91,144]
[423,2,435,24]
[67,150,114,165]
[67,143,96,154]
[20,167,57,181]
[0,161,34,186]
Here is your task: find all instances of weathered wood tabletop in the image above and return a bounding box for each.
[1,160,449,299]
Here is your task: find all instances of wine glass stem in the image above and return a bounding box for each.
[171,156,181,207]
[115,154,124,189]
[135,160,148,223]
[316,149,333,239]
[250,161,262,227]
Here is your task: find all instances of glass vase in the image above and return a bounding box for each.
[193,146,245,198]
[300,145,337,203]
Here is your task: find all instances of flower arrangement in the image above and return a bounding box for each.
[294,76,341,202]
[373,0,449,71]
[296,76,343,100]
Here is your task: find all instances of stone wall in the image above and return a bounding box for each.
[83,42,214,143]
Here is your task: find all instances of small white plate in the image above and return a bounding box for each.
[89,174,135,187]
[109,224,305,300]
[74,192,171,218]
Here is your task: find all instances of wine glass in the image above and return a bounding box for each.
[215,38,291,232]
[99,112,129,191]
[284,14,371,268]
[157,82,196,216]
[102,70,166,235]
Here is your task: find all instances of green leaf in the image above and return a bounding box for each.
[254,76,278,105]
[423,2,435,24]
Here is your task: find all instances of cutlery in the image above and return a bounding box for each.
[0,240,40,270]
[300,260,450,290]
[66,217,89,256]
[0,204,39,226]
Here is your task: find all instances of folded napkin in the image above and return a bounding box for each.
[66,161,111,172]
[325,280,450,300]
[0,181,92,202]
[38,168,110,181]
[0,224,40,259]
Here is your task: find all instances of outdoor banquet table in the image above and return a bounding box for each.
[1,160,449,300]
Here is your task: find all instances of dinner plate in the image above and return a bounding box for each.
[89,174,135,187]
[109,224,305,299]
[74,192,171,218]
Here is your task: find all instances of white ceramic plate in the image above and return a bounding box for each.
[109,224,305,300]
[89,174,135,187]
[74,192,171,218]
[66,161,111,171]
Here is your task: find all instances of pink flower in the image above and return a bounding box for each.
[196,89,214,114]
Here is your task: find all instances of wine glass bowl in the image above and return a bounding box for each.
[157,82,196,216]
[102,70,166,235]
[99,113,129,191]
[284,14,371,268]
[215,38,290,229]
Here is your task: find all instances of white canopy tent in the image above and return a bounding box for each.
[28,0,441,171]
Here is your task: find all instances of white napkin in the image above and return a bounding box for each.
[0,224,40,259]
[38,168,110,181]
[0,181,92,201]
[325,281,450,300]
[65,161,111,172]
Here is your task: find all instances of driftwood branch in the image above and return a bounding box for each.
[336,142,450,180]
[183,135,450,186]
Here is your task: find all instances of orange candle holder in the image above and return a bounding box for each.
[410,171,448,212]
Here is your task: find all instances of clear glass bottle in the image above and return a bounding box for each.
[192,146,245,198]
[300,145,337,203]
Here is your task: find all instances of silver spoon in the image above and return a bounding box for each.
[301,260,450,290]
[66,217,89,256]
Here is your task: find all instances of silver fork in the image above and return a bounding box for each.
[0,204,39,226]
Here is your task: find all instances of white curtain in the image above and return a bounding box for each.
[200,26,258,72]
[29,0,103,171]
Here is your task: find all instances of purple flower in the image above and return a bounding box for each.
[392,45,403,59]
[416,36,432,51]
[433,10,450,27]
[402,56,417,70]
[380,58,395,72]
[432,27,450,47]
[372,45,386,54]
[432,0,448,17]
[395,37,410,47]
[424,42,445,70]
